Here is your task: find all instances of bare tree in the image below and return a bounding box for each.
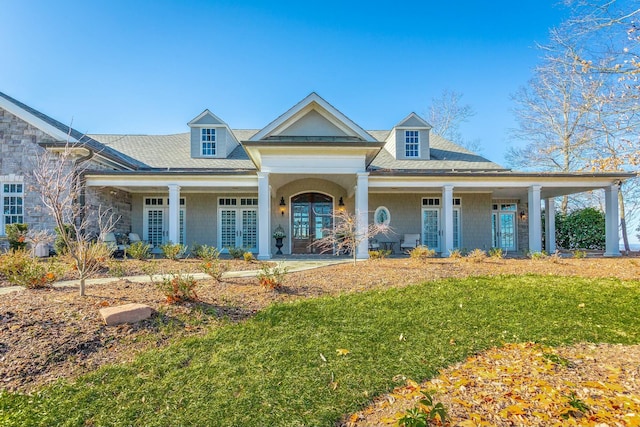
[310,209,391,265]
[508,54,603,213]
[428,89,482,153]
[548,0,640,77]
[542,0,640,246]
[30,143,118,296]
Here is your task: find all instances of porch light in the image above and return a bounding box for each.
[338,197,345,208]
[280,197,286,216]
[519,210,527,221]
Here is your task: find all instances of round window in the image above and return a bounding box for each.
[374,206,391,226]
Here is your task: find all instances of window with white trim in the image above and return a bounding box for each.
[374,206,391,225]
[2,182,24,234]
[201,128,216,156]
[405,130,420,157]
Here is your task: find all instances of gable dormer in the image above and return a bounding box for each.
[243,93,382,171]
[249,92,377,143]
[386,113,432,160]
[187,109,239,158]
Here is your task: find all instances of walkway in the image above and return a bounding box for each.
[0,258,351,296]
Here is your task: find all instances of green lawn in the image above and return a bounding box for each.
[2,275,639,426]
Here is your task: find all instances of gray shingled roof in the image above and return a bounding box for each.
[368,132,506,172]
[0,91,145,170]
[89,132,256,170]
[89,129,506,172]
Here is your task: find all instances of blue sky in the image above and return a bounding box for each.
[1,1,569,165]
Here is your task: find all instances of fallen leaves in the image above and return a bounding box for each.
[347,342,640,426]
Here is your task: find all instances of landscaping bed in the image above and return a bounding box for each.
[0,257,639,425]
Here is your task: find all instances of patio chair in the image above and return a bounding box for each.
[400,234,420,253]
[102,232,127,257]
[369,238,380,251]
[128,233,143,244]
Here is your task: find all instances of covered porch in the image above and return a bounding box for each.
[368,172,630,258]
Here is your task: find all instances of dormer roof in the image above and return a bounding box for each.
[249,92,377,142]
[187,109,227,126]
[395,112,432,129]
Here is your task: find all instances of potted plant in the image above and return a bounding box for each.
[273,225,286,255]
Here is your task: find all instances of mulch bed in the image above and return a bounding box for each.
[1,257,640,421]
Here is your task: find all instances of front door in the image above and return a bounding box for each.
[291,193,333,254]
[492,203,517,252]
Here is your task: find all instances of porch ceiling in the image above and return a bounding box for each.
[268,173,354,194]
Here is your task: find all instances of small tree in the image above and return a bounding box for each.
[30,142,118,296]
[310,209,391,265]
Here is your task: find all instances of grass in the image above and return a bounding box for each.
[1,274,639,426]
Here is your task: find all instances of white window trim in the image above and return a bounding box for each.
[201,128,217,157]
[1,178,25,236]
[405,130,420,158]
[142,196,186,245]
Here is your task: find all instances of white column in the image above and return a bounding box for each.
[257,172,272,260]
[168,184,180,244]
[441,185,454,256]
[528,185,542,253]
[544,198,556,254]
[604,184,621,257]
[355,172,369,259]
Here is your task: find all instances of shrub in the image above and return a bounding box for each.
[0,249,60,288]
[127,241,151,260]
[573,250,587,259]
[549,250,563,264]
[529,251,548,260]
[160,242,187,260]
[409,246,437,260]
[53,224,75,255]
[369,249,392,259]
[5,223,28,251]
[465,248,487,263]
[227,246,245,259]
[156,273,199,303]
[243,252,254,262]
[448,248,463,259]
[191,244,221,261]
[555,207,605,250]
[398,389,449,427]
[107,260,126,278]
[256,262,288,290]
[488,247,504,259]
[200,258,229,282]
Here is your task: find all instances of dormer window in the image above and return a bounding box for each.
[201,128,216,156]
[405,130,420,157]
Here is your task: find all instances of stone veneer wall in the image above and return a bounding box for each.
[84,187,132,237]
[0,108,59,250]
[0,107,127,250]
[517,200,529,254]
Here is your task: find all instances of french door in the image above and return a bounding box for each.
[143,197,185,246]
[291,193,333,254]
[218,198,258,252]
[492,202,517,251]
[421,208,441,251]
[421,205,461,252]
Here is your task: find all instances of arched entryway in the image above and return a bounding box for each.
[291,192,333,254]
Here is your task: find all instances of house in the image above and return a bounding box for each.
[0,91,632,259]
